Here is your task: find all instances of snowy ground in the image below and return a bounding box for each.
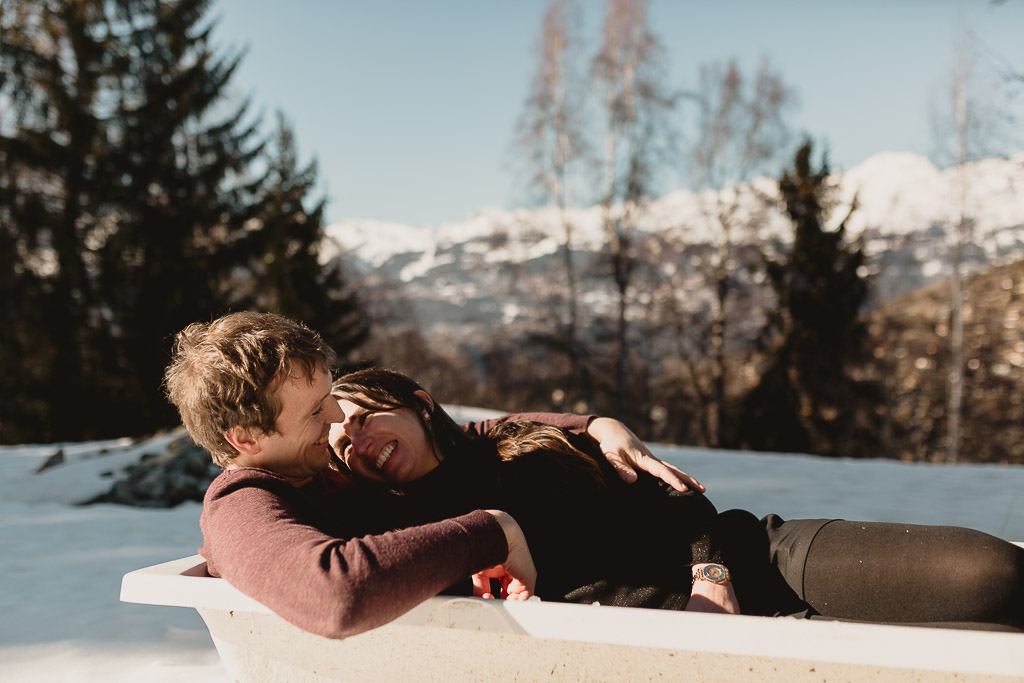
[2,411,1023,682]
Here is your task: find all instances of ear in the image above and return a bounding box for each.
[413,390,435,412]
[224,425,263,460]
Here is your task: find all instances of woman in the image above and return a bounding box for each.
[330,367,1024,630]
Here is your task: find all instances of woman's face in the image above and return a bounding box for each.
[328,391,441,485]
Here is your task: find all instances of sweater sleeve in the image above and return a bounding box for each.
[463,412,596,438]
[199,471,507,639]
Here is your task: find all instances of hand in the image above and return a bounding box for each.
[586,417,705,493]
[687,564,740,614]
[475,511,536,600]
[471,565,533,601]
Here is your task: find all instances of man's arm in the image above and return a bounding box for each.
[463,413,703,492]
[471,510,536,601]
[200,471,521,639]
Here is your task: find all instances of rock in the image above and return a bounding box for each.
[35,449,65,473]
[85,434,221,508]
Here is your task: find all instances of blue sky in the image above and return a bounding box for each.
[211,0,1024,226]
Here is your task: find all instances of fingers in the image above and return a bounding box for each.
[472,566,533,601]
[504,577,533,601]
[590,418,704,492]
[485,510,538,595]
[605,455,638,482]
[675,468,704,493]
[498,572,533,600]
[471,572,491,598]
[643,457,704,493]
[607,446,705,493]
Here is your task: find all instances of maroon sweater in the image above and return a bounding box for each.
[199,412,593,639]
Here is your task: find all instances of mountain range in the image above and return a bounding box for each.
[324,152,1024,334]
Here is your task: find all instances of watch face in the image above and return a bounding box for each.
[704,565,725,581]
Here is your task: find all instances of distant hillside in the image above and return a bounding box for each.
[325,152,1024,335]
[870,258,1024,464]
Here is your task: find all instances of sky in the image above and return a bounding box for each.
[209,0,1024,226]
[2,422,1023,681]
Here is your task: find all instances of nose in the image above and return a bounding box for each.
[326,398,345,423]
[330,404,370,453]
[345,422,369,453]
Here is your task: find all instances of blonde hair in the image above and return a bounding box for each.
[164,312,337,467]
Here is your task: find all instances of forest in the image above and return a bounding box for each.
[3,0,1023,464]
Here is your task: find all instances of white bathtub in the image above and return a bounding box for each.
[121,555,1024,682]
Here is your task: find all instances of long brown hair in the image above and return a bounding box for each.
[487,420,606,486]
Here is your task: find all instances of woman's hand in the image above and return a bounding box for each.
[686,564,740,614]
[474,511,536,600]
[586,417,705,493]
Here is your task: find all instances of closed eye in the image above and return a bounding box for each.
[313,395,332,417]
[331,407,377,462]
[331,435,350,459]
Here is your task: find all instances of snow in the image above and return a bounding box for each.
[0,433,224,682]
[2,413,1023,682]
[326,152,1024,273]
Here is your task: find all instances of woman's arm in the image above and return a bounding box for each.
[200,472,527,639]
[585,417,704,493]
[471,510,536,601]
[686,564,740,614]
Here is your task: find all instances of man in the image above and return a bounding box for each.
[164,311,699,638]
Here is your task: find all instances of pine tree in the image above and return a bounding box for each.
[234,114,369,362]
[93,0,268,433]
[1,0,117,440]
[739,140,881,456]
[0,0,367,442]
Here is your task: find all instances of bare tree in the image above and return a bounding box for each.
[514,0,592,407]
[591,0,676,418]
[662,59,793,446]
[947,49,970,463]
[940,11,1024,462]
[930,32,1013,462]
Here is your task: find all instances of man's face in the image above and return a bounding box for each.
[233,364,344,486]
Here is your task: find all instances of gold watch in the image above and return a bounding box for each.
[692,563,731,585]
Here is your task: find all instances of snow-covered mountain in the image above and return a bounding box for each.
[324,152,1024,333]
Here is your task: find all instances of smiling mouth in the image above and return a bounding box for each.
[375,441,396,470]
[314,434,329,447]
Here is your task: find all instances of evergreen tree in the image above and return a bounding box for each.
[235,114,369,362]
[94,0,266,433]
[0,0,367,443]
[739,140,881,456]
[1,0,116,441]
